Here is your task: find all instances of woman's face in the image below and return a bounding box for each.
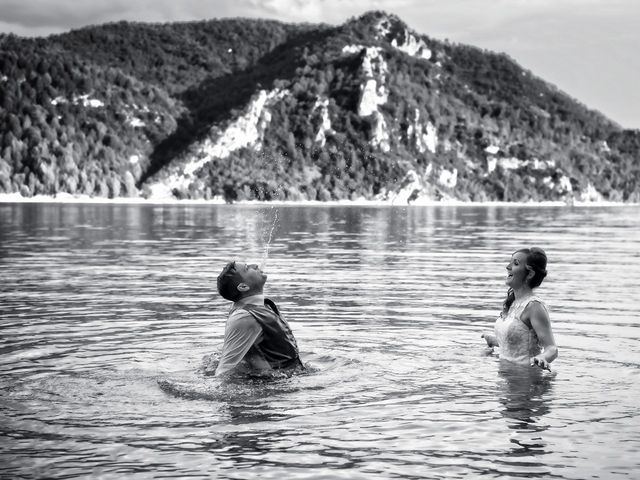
[506,251,530,289]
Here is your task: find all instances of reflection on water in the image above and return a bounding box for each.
[497,359,555,474]
[491,362,556,478]
[498,361,554,435]
[1,202,640,479]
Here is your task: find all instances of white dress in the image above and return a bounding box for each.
[494,295,548,365]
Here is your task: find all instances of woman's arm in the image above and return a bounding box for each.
[527,301,558,369]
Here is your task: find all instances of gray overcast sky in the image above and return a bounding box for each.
[1,0,638,129]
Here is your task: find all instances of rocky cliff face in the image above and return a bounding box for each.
[1,11,638,203]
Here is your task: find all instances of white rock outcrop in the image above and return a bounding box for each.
[342,45,390,151]
[51,94,103,108]
[149,88,287,198]
[342,45,389,117]
[74,94,104,108]
[542,174,572,195]
[558,175,573,193]
[597,140,611,153]
[359,78,386,117]
[387,169,422,204]
[128,117,145,128]
[408,109,437,154]
[579,183,603,202]
[313,98,333,147]
[184,89,287,176]
[376,164,459,205]
[486,156,558,174]
[371,111,390,152]
[357,47,389,117]
[438,168,458,189]
[374,18,392,39]
[374,18,432,60]
[51,96,67,105]
[391,30,432,60]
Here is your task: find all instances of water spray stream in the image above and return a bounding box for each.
[258,151,284,271]
[261,208,279,271]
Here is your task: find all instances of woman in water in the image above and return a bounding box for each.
[482,247,558,370]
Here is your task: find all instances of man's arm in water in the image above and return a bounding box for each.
[215,312,265,376]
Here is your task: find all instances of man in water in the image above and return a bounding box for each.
[213,261,304,376]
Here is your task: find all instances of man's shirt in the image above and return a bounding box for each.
[215,295,271,376]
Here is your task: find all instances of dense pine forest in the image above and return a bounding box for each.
[1,11,638,202]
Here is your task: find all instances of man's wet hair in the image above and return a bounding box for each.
[217,261,243,302]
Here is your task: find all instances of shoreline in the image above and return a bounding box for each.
[0,192,636,208]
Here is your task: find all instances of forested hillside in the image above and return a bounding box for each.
[1,11,638,202]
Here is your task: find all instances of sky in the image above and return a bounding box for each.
[1,0,638,129]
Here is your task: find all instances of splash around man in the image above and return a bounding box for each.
[213,261,304,377]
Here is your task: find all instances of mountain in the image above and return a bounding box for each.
[1,11,639,203]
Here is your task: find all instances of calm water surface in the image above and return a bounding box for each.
[1,203,639,479]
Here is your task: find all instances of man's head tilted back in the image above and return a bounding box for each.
[217,261,267,302]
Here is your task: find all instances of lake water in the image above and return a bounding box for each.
[1,202,639,479]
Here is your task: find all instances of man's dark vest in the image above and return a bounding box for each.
[242,298,303,369]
